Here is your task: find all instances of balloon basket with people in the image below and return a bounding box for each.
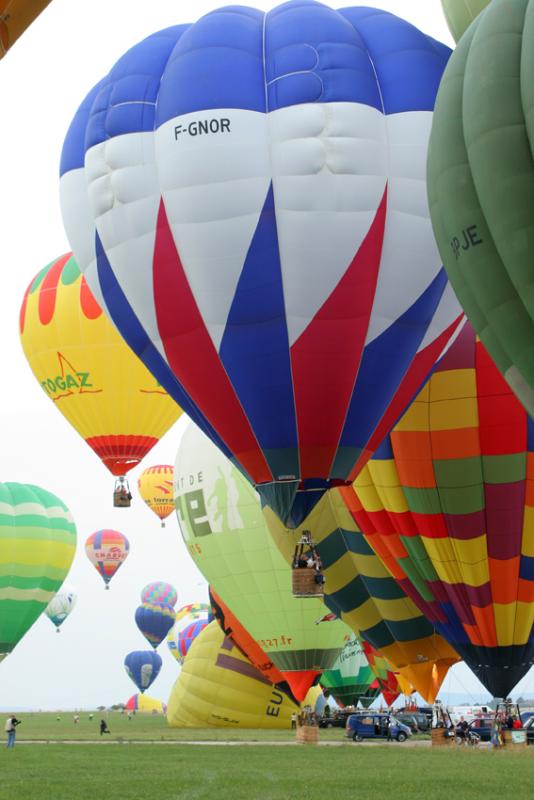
[291,530,325,598]
[295,706,319,745]
[113,476,132,508]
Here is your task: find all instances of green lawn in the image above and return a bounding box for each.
[0,743,533,800]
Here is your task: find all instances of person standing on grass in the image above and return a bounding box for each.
[5,714,21,748]
[100,719,110,736]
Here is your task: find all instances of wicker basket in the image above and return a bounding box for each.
[296,725,320,744]
[292,568,324,597]
[431,728,453,747]
[113,491,131,508]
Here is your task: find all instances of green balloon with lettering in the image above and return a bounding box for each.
[174,423,350,702]
[428,0,534,417]
[440,0,490,42]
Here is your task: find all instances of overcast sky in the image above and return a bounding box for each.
[0,0,530,711]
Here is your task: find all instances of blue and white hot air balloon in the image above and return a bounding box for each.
[124,650,162,693]
[60,1,464,528]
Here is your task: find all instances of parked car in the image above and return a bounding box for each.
[318,711,352,729]
[395,713,431,733]
[345,713,412,742]
[523,716,534,744]
[460,717,494,743]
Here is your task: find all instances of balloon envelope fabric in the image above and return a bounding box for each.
[167,621,315,728]
[20,254,182,478]
[135,602,175,649]
[440,0,490,41]
[263,488,459,703]
[60,1,464,528]
[141,581,178,607]
[124,650,162,693]
[428,0,534,420]
[85,529,129,587]
[351,324,534,697]
[0,483,76,659]
[174,421,350,702]
[0,0,51,57]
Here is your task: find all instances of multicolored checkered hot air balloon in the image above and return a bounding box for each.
[138,465,175,527]
[60,2,464,529]
[350,323,534,697]
[263,486,459,704]
[167,603,212,664]
[140,581,178,607]
[19,254,182,493]
[85,529,129,589]
[135,602,175,649]
[0,483,76,660]
[176,619,210,665]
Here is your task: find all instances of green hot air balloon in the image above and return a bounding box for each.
[320,634,380,709]
[441,0,490,41]
[174,422,350,702]
[0,483,77,660]
[428,0,534,418]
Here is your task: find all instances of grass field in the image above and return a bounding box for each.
[0,714,532,800]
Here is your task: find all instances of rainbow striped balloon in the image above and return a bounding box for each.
[352,323,534,697]
[85,529,129,588]
[0,483,76,659]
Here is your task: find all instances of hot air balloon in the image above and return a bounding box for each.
[124,693,166,714]
[0,483,76,660]
[441,0,490,41]
[0,0,51,57]
[350,323,534,698]
[44,585,77,632]
[167,604,212,663]
[263,487,459,704]
[140,581,178,607]
[175,422,350,702]
[175,619,210,665]
[135,602,175,649]
[209,586,292,688]
[428,0,534,420]
[167,620,319,728]
[85,530,129,589]
[20,254,182,505]
[60,2,464,529]
[124,650,162,693]
[138,465,175,526]
[320,634,379,709]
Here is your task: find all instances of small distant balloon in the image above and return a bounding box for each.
[138,465,175,526]
[140,582,177,607]
[124,650,162,693]
[135,602,176,649]
[85,530,129,588]
[45,586,77,632]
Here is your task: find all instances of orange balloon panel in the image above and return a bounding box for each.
[20,255,182,476]
[0,0,51,57]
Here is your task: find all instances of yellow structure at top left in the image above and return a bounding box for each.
[20,253,182,478]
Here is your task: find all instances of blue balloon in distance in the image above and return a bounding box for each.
[124,650,162,693]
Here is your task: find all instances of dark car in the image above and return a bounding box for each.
[524,716,534,744]
[318,711,352,729]
[459,717,494,743]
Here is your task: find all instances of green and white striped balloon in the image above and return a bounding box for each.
[0,483,77,660]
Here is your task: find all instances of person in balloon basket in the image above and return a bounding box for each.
[100,719,111,736]
[5,714,21,748]
[455,717,469,741]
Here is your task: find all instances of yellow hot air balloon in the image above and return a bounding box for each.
[167,620,318,729]
[20,254,182,503]
[138,465,175,527]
